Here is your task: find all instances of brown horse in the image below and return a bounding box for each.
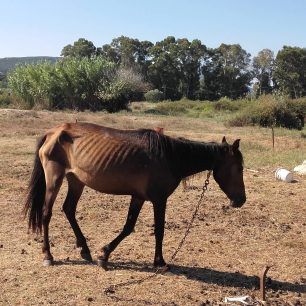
[24,122,246,269]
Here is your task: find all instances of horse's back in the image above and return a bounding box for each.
[40,123,175,198]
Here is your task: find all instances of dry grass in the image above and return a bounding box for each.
[0,109,305,305]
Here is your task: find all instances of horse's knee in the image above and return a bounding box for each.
[62,202,74,217]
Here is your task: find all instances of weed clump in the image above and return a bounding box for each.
[229,95,305,130]
[144,89,164,102]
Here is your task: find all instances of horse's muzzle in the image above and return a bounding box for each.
[230,194,246,208]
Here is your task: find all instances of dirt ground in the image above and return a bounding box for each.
[0,109,305,306]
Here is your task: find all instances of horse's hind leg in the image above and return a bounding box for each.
[98,196,144,269]
[62,174,92,261]
[42,161,64,266]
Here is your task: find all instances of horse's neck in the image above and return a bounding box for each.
[175,141,222,179]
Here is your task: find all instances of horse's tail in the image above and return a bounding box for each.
[23,135,46,233]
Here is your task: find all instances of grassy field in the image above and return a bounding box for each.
[0,108,305,305]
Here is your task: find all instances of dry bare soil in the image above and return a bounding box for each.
[0,109,305,306]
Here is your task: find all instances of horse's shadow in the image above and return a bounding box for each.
[107,261,305,294]
[55,259,305,294]
[54,259,96,266]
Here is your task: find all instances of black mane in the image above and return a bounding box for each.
[134,129,244,179]
[134,128,226,161]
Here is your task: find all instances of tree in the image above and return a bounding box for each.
[148,36,206,100]
[148,36,181,100]
[176,38,206,99]
[273,46,306,98]
[252,49,274,95]
[100,36,153,79]
[61,38,97,58]
[198,48,221,100]
[200,44,252,100]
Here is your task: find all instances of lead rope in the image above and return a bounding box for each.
[104,170,212,297]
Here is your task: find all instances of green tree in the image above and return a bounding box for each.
[100,36,153,79]
[252,49,274,95]
[200,44,252,100]
[148,36,206,100]
[198,48,221,100]
[148,36,181,100]
[61,38,97,58]
[176,38,206,99]
[273,46,306,98]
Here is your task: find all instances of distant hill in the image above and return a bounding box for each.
[0,56,60,74]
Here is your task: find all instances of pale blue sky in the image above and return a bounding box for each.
[1,0,305,58]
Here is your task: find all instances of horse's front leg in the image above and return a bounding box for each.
[98,196,144,269]
[152,199,169,271]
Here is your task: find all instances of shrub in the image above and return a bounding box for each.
[0,89,12,108]
[214,97,235,111]
[287,98,306,128]
[116,67,150,101]
[144,89,164,102]
[229,95,305,130]
[213,97,250,112]
[7,57,142,112]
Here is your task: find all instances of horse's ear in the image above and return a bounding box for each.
[222,136,227,144]
[232,139,240,151]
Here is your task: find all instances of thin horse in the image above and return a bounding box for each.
[24,122,246,269]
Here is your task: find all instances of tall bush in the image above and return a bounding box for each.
[229,95,305,130]
[8,57,140,111]
[144,89,164,102]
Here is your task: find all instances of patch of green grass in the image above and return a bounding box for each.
[245,148,305,169]
[236,129,305,168]
[241,141,269,152]
[133,97,253,123]
[142,99,214,118]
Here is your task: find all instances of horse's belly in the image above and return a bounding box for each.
[70,166,150,198]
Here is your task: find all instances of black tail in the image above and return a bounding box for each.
[23,136,46,233]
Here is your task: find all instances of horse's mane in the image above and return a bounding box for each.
[134,129,225,161]
[135,130,244,173]
[134,129,174,158]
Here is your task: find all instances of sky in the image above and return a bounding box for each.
[1,0,305,58]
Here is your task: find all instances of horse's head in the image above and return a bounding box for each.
[213,137,246,208]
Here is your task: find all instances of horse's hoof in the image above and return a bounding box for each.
[155,264,170,273]
[43,259,53,267]
[97,258,108,270]
[81,252,93,262]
